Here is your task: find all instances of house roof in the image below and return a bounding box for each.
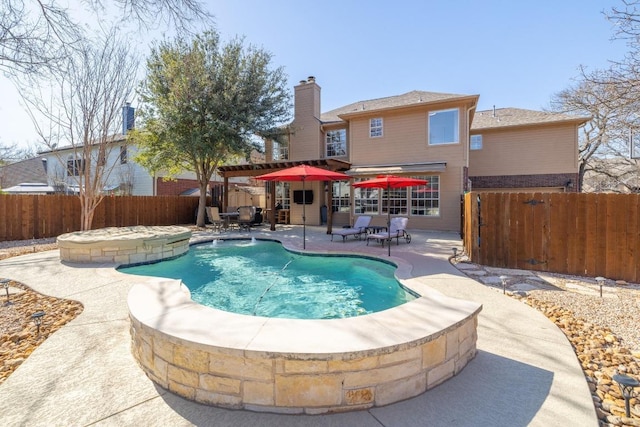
[471,107,590,130]
[3,182,56,194]
[37,133,127,155]
[320,90,479,123]
[0,157,48,189]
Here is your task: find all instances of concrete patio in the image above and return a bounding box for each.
[0,225,597,426]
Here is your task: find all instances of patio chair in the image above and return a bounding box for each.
[237,206,255,231]
[205,207,224,232]
[331,216,372,242]
[366,217,411,246]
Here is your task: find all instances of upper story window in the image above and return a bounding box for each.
[428,108,459,145]
[325,129,347,157]
[274,143,289,160]
[120,146,128,164]
[470,134,483,150]
[66,156,85,176]
[370,118,383,138]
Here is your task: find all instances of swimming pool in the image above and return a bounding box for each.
[120,239,416,319]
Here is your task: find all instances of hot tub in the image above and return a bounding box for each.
[57,226,191,264]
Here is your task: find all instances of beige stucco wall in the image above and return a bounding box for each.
[468,123,579,177]
[291,81,323,161]
[342,103,472,232]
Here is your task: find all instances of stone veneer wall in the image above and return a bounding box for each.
[129,314,479,414]
[59,239,189,264]
[57,226,191,264]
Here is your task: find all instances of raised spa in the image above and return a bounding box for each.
[126,238,481,414]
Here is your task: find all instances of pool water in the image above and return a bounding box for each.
[120,239,416,319]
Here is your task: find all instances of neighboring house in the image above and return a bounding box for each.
[38,134,155,196]
[35,105,253,198]
[220,76,589,232]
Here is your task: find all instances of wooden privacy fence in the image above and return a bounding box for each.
[463,192,640,283]
[0,194,200,241]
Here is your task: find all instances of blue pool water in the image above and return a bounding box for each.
[120,239,416,319]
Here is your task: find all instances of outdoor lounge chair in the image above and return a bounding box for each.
[205,207,224,232]
[331,216,372,242]
[366,217,411,246]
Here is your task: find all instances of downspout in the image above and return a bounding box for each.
[465,105,476,192]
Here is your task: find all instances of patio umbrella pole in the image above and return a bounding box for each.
[302,178,306,249]
[387,183,391,257]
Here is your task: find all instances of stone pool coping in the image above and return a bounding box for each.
[125,238,482,413]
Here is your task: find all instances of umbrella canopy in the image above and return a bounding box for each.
[255,164,351,182]
[256,165,350,249]
[353,175,428,256]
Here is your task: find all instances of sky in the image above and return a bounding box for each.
[0,0,631,151]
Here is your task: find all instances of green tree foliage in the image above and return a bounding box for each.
[133,31,291,227]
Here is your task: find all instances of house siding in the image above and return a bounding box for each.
[342,103,470,232]
[468,124,579,176]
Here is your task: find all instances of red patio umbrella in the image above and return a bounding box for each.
[256,164,350,249]
[353,175,428,256]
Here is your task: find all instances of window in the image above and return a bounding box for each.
[325,129,347,157]
[273,143,289,160]
[353,183,379,215]
[470,134,483,150]
[66,157,85,176]
[275,182,290,210]
[428,108,459,145]
[331,181,351,212]
[410,175,440,217]
[353,175,440,216]
[120,146,128,164]
[370,118,383,138]
[383,187,408,215]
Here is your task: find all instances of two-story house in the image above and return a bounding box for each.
[220,76,588,232]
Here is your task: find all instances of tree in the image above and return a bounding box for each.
[0,141,36,165]
[133,31,291,227]
[18,30,139,229]
[546,2,640,192]
[0,0,210,76]
[550,68,637,190]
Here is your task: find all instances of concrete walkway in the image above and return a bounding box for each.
[0,225,597,427]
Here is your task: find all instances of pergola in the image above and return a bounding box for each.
[217,159,351,232]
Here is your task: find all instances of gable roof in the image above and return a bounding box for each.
[321,90,479,123]
[471,107,590,130]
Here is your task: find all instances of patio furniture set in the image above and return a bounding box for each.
[330,215,412,246]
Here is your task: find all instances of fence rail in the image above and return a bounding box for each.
[463,192,640,283]
[0,194,200,241]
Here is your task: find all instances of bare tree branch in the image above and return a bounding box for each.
[17,28,139,229]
